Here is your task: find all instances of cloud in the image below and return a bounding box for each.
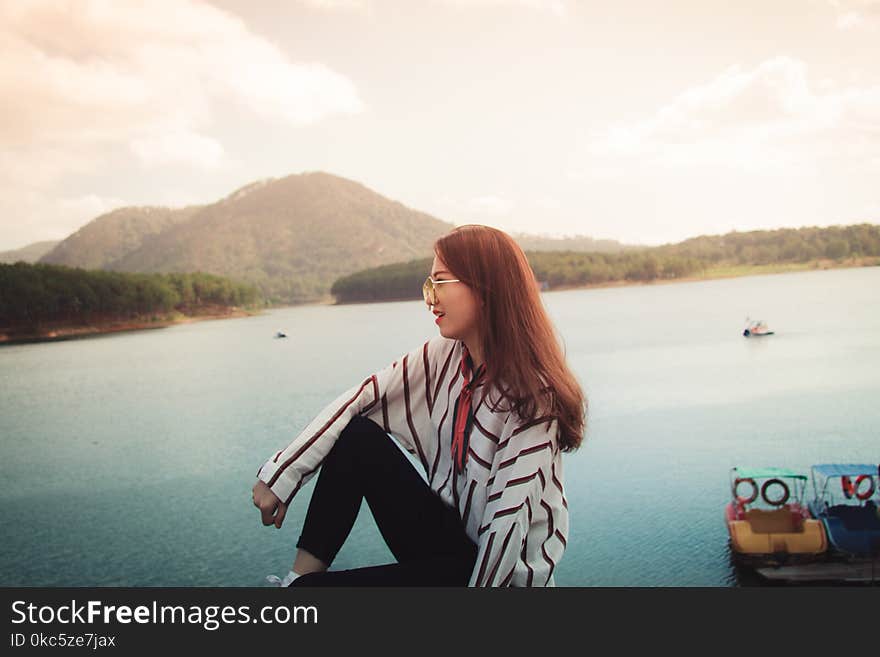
[130,131,225,168]
[831,1,880,29]
[563,55,880,244]
[441,0,567,15]
[837,11,864,27]
[300,0,371,9]
[1,1,364,150]
[573,56,880,178]
[299,0,568,16]
[0,0,365,248]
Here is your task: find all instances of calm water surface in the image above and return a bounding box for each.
[1,267,878,586]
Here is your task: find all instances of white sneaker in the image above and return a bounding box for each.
[266,570,300,587]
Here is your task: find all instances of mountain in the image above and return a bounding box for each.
[34,171,630,305]
[0,240,61,264]
[42,172,456,304]
[41,206,200,270]
[112,172,457,303]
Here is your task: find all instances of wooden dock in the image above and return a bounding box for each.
[756,560,880,583]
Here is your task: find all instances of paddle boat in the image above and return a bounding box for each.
[743,318,774,337]
[807,464,880,561]
[725,467,827,565]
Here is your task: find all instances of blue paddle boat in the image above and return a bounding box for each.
[807,464,880,560]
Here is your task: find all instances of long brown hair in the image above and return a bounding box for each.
[434,224,586,451]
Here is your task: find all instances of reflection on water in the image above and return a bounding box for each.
[725,547,768,587]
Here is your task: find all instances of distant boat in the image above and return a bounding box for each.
[275,331,287,339]
[743,317,774,337]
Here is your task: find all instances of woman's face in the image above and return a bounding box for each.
[429,254,481,344]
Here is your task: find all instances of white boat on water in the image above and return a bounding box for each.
[743,318,774,337]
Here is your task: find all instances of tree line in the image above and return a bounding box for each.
[652,223,880,265]
[0,262,261,329]
[331,224,880,302]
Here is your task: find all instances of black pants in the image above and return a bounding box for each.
[291,416,478,586]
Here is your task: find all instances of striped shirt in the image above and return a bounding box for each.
[257,334,569,587]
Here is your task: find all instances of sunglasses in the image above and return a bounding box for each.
[422,276,461,306]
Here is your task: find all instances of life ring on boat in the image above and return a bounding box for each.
[733,478,759,505]
[761,478,790,506]
[842,476,855,500]
[854,475,875,501]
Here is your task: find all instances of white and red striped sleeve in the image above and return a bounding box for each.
[469,416,568,587]
[256,338,436,507]
[359,337,442,475]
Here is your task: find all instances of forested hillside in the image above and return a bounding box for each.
[0,262,259,335]
[331,224,880,302]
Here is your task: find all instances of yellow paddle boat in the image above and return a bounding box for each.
[725,467,827,565]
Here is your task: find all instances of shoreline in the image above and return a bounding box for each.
[0,307,261,346]
[3,259,876,344]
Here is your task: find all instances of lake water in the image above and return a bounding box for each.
[1,267,878,586]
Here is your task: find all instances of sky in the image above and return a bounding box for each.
[1,0,879,251]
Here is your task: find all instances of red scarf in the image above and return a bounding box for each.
[451,344,486,474]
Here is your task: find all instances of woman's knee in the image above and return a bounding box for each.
[330,415,389,459]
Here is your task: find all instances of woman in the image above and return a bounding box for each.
[253,224,586,586]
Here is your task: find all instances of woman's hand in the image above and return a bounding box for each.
[252,479,287,529]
